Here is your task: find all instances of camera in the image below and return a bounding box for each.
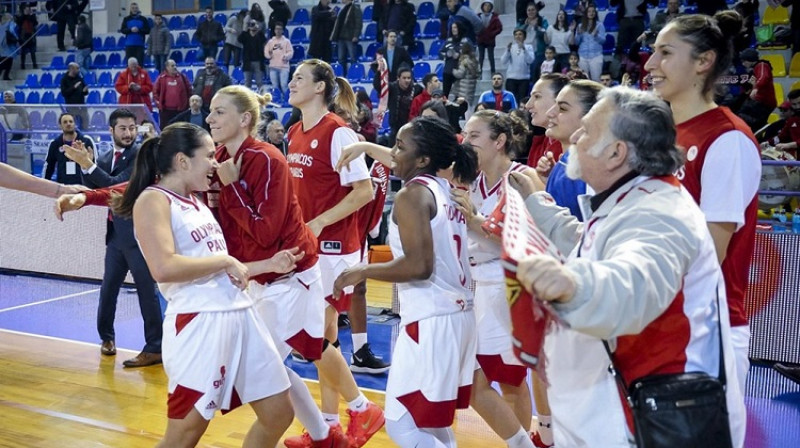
[138,125,149,134]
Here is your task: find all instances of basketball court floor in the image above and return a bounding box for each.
[0,272,798,447]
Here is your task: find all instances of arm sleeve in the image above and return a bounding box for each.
[524,192,584,255]
[83,183,128,206]
[220,151,289,247]
[699,130,761,230]
[114,71,129,94]
[331,127,370,186]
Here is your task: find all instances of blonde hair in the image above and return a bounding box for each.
[214,85,273,136]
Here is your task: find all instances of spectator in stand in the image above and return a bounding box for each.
[452,41,479,105]
[330,0,363,78]
[239,20,267,92]
[264,22,293,102]
[0,13,17,80]
[546,8,572,70]
[170,94,210,132]
[245,2,267,34]
[540,46,560,75]
[46,0,82,51]
[476,0,502,77]
[60,62,89,129]
[74,14,91,76]
[697,0,730,15]
[733,0,759,54]
[115,57,153,111]
[268,0,292,36]
[501,28,535,106]
[639,0,682,49]
[263,119,288,155]
[562,51,588,80]
[409,73,441,119]
[372,31,413,82]
[193,57,233,107]
[440,21,472,98]
[119,2,149,65]
[764,89,800,156]
[476,72,518,112]
[446,0,483,43]
[43,113,94,185]
[146,14,171,74]
[781,0,799,55]
[375,66,419,146]
[222,9,246,70]
[385,0,417,49]
[737,47,777,131]
[610,0,657,58]
[432,89,469,133]
[15,5,37,69]
[569,4,605,81]
[308,0,336,61]
[355,90,378,143]
[599,71,619,87]
[519,2,548,82]
[153,59,192,129]
[197,7,225,60]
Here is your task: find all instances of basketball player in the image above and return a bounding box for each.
[108,123,296,447]
[645,13,759,430]
[334,116,479,448]
[0,163,87,196]
[284,59,384,447]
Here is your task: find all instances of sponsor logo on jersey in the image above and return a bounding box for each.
[213,365,226,389]
[321,240,342,254]
[311,139,318,149]
[686,145,698,162]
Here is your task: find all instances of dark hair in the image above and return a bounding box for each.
[538,73,569,98]
[471,110,530,158]
[422,73,439,87]
[449,21,464,39]
[58,112,74,124]
[109,109,137,128]
[298,59,357,122]
[513,27,527,40]
[420,100,448,120]
[274,21,285,28]
[580,5,598,34]
[407,116,478,184]
[111,123,210,218]
[397,66,413,79]
[553,8,567,31]
[788,89,800,101]
[566,79,605,115]
[461,41,475,57]
[667,11,743,97]
[491,72,504,80]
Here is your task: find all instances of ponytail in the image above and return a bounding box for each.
[111,137,160,218]
[451,142,479,186]
[333,76,358,125]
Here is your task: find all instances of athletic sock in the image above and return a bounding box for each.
[347,393,369,412]
[285,367,329,440]
[506,428,535,448]
[538,415,554,445]
[352,332,368,353]
[322,412,340,425]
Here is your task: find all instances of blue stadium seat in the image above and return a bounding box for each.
[90,110,107,130]
[42,91,56,104]
[603,34,615,55]
[379,112,390,135]
[92,53,107,68]
[168,15,182,29]
[291,45,305,63]
[428,40,445,60]
[413,62,431,80]
[101,36,115,51]
[108,52,122,68]
[117,36,126,50]
[87,91,101,104]
[281,110,292,125]
[149,69,159,80]
[54,73,63,86]
[40,72,54,88]
[181,69,194,82]
[370,89,378,104]
[183,15,197,29]
[418,1,435,20]
[290,8,309,25]
[603,11,619,32]
[231,67,244,84]
[414,22,422,39]
[361,42,381,62]
[331,62,344,77]
[98,71,113,87]
[364,67,375,83]
[14,91,24,103]
[347,63,365,84]
[92,36,102,49]
[84,72,96,85]
[564,0,579,12]
[49,23,57,35]
[215,13,227,25]
[595,0,610,10]
[169,50,184,64]
[26,91,41,103]
[410,40,425,60]
[29,111,42,127]
[422,20,440,39]
[65,54,76,65]
[176,32,190,48]
[37,23,50,36]
[435,63,443,79]
[24,73,39,88]
[43,110,58,128]
[186,49,200,66]
[363,23,377,41]
[56,93,64,104]
[102,90,117,103]
[290,27,308,44]
[363,5,373,21]
[47,55,65,70]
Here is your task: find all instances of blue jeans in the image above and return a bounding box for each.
[75,48,91,76]
[337,40,357,76]
[244,61,264,90]
[152,54,167,73]
[269,67,289,100]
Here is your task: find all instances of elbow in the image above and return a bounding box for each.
[410,258,434,280]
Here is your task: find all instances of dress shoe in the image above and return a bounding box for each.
[123,351,162,368]
[774,363,800,385]
[100,340,116,356]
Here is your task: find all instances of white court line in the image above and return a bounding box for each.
[0,288,101,314]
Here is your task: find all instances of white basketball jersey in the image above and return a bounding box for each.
[389,175,473,323]
[468,162,528,282]
[143,186,254,315]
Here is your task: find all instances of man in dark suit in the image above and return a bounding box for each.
[64,108,162,368]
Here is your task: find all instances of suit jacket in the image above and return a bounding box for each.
[82,144,139,247]
[371,45,413,82]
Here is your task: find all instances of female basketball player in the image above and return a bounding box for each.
[644,13,758,445]
[334,116,479,448]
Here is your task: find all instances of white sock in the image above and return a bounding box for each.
[322,412,340,425]
[506,428,535,448]
[285,367,329,440]
[386,415,450,448]
[352,332,368,353]
[538,415,554,445]
[347,393,369,412]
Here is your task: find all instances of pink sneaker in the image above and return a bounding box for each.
[345,403,385,447]
[284,423,352,448]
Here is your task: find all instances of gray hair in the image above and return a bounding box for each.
[599,87,684,176]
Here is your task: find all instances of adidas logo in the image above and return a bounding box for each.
[206,400,217,410]
[321,240,342,254]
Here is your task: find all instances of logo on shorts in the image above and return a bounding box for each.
[321,241,342,254]
[206,400,218,410]
[213,365,226,389]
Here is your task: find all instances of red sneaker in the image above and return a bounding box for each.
[531,431,554,448]
[345,403,385,447]
[284,423,352,448]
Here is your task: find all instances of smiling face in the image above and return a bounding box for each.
[111,117,137,148]
[288,64,324,109]
[206,93,246,146]
[545,86,586,144]
[644,25,703,104]
[462,116,504,170]
[184,134,219,192]
[566,97,614,189]
[526,79,558,127]
[391,124,422,181]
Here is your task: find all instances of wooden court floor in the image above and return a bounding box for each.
[0,279,506,448]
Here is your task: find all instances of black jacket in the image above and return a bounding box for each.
[371,45,413,82]
[197,18,225,46]
[238,30,267,66]
[610,0,658,18]
[170,108,211,132]
[60,72,88,104]
[44,132,94,184]
[268,0,292,33]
